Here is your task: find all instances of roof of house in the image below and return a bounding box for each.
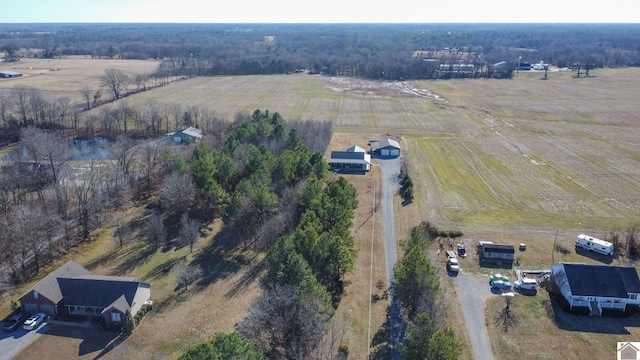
[20,260,151,314]
[20,260,91,303]
[176,127,203,139]
[562,263,640,298]
[369,138,400,151]
[329,151,371,164]
[0,70,22,76]
[346,145,366,153]
[58,277,142,309]
[482,243,515,253]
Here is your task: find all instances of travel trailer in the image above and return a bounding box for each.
[575,234,614,256]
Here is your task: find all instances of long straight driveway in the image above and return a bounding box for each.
[377,157,403,360]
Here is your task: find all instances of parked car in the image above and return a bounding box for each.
[23,313,46,331]
[490,280,512,289]
[447,257,460,272]
[457,244,467,257]
[490,274,509,283]
[2,313,28,332]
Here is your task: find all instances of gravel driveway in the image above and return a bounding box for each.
[453,273,496,360]
[377,157,403,360]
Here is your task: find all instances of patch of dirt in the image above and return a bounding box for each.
[327,77,446,101]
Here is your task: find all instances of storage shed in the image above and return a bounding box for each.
[479,242,515,261]
[369,138,400,157]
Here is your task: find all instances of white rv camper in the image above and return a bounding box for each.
[575,234,614,256]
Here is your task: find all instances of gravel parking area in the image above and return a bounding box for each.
[453,273,495,360]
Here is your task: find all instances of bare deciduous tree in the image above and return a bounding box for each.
[238,284,331,360]
[0,94,13,125]
[145,211,166,250]
[159,173,196,216]
[80,86,93,110]
[178,213,200,253]
[113,216,131,249]
[494,295,518,332]
[100,68,130,100]
[12,84,31,125]
[173,260,203,292]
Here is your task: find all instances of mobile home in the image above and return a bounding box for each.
[575,234,614,256]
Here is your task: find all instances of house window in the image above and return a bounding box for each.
[33,291,39,300]
[111,312,122,322]
[631,294,638,300]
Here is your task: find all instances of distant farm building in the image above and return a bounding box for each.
[166,127,203,144]
[329,145,371,172]
[0,70,23,78]
[369,138,400,157]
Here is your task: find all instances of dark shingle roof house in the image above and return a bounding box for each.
[551,263,640,315]
[19,260,151,325]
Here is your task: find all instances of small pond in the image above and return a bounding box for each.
[66,137,111,161]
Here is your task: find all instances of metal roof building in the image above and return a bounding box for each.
[369,138,401,157]
[0,70,23,78]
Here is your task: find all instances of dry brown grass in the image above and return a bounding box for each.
[0,57,160,102]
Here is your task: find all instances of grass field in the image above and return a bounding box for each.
[0,57,161,102]
[3,60,640,359]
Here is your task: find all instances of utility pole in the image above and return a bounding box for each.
[552,228,559,264]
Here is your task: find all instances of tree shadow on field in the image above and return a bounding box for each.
[191,227,255,289]
[369,309,391,360]
[110,242,156,276]
[141,256,185,282]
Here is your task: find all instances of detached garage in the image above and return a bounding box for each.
[369,138,401,157]
[0,70,23,78]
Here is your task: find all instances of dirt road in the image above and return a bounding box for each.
[377,157,403,360]
[453,273,496,360]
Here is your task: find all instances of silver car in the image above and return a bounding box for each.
[23,313,46,331]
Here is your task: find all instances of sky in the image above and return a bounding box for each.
[1,0,639,23]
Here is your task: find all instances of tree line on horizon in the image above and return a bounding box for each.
[2,23,640,80]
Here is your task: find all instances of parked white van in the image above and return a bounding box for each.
[575,234,614,256]
[514,278,537,290]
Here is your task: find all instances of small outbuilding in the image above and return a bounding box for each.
[478,242,515,263]
[369,138,401,157]
[0,70,23,78]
